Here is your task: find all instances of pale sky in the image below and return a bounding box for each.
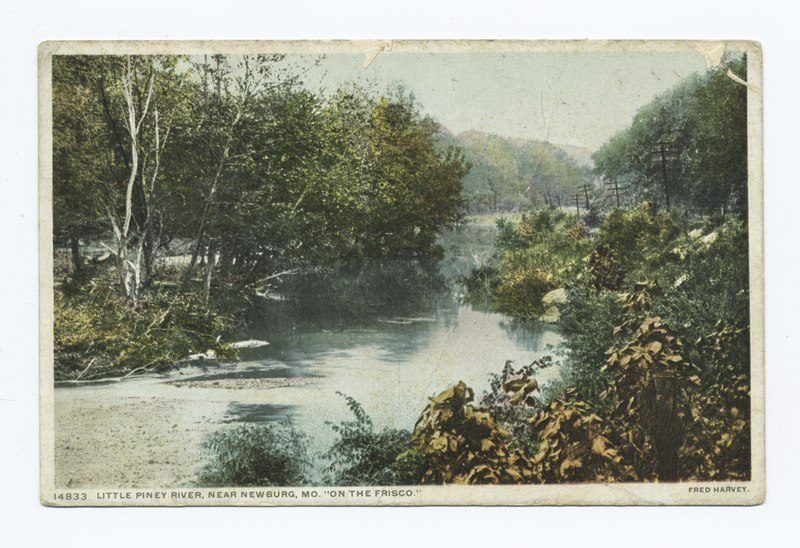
[291,51,708,151]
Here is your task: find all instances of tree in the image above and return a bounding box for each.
[593,54,748,215]
[52,56,111,277]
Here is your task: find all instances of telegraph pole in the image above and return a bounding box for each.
[606,179,622,208]
[573,193,581,218]
[580,184,592,208]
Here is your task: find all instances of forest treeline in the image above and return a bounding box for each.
[53,54,468,379]
[438,130,592,214]
[593,55,748,214]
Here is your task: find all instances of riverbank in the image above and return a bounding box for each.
[53,306,561,489]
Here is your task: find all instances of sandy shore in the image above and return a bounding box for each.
[53,370,323,489]
[54,386,231,489]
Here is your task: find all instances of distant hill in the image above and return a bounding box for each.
[436,130,593,214]
[553,143,595,168]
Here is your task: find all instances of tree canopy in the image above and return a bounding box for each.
[592,55,748,215]
[52,54,469,303]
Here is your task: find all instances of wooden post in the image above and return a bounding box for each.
[580,184,592,208]
[612,179,621,208]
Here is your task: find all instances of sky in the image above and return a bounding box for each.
[290,51,709,151]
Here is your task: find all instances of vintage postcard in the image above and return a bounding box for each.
[39,40,764,506]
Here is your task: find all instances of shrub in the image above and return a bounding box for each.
[558,287,623,407]
[324,393,418,485]
[410,382,534,484]
[54,282,235,380]
[680,322,751,480]
[481,357,555,451]
[493,268,556,318]
[596,202,675,271]
[528,389,635,483]
[601,282,700,481]
[197,423,310,487]
[651,218,750,355]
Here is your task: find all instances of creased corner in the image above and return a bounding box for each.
[693,42,727,69]
[727,68,762,93]
[364,41,393,69]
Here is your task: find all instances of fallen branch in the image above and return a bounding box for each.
[75,358,97,381]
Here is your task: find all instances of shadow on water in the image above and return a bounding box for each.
[223,403,295,423]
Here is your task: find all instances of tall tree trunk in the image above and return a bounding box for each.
[203,240,216,305]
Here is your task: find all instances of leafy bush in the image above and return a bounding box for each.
[680,322,751,480]
[410,382,534,484]
[493,267,556,318]
[481,357,555,450]
[324,393,419,485]
[558,287,623,407]
[466,208,592,318]
[651,218,750,356]
[598,282,750,481]
[595,202,676,272]
[197,423,311,487]
[528,389,635,483]
[411,375,632,484]
[54,281,235,380]
[600,282,700,481]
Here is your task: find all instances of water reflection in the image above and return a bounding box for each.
[220,294,561,453]
[224,403,295,423]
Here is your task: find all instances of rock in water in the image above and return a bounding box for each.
[230,340,270,349]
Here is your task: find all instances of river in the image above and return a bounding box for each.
[53,223,563,488]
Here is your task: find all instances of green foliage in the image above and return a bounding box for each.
[589,245,624,291]
[593,54,748,214]
[410,374,633,484]
[52,55,470,375]
[600,282,699,480]
[493,268,556,318]
[558,288,623,407]
[595,202,676,270]
[650,218,750,353]
[324,393,419,486]
[481,357,556,453]
[465,208,592,318]
[527,389,635,483]
[197,423,310,487]
[681,322,751,480]
[54,280,234,380]
[438,130,592,214]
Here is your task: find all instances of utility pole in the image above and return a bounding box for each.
[580,184,592,209]
[653,140,673,211]
[573,193,581,218]
[606,179,622,208]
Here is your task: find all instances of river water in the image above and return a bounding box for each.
[208,299,561,450]
[53,223,563,487]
